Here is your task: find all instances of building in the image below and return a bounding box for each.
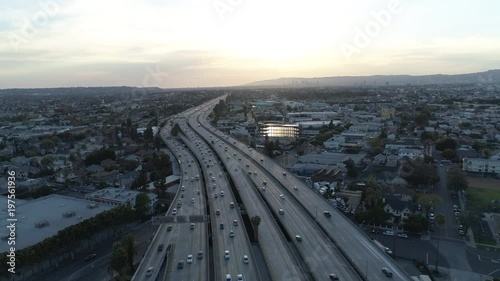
[462,158,500,174]
[382,195,417,223]
[398,149,425,159]
[259,123,299,138]
[0,194,114,252]
[85,188,158,213]
[381,107,396,118]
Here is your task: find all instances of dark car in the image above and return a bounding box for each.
[84,254,97,261]
[324,211,331,217]
[157,243,164,252]
[177,260,184,270]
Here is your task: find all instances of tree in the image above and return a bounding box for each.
[416,194,442,216]
[135,193,151,218]
[131,171,147,190]
[414,112,430,127]
[250,216,261,241]
[442,148,456,160]
[171,123,181,136]
[447,167,468,192]
[343,159,359,178]
[144,125,154,141]
[434,214,445,273]
[41,155,55,167]
[122,234,137,271]
[110,241,128,278]
[405,214,428,233]
[435,138,458,151]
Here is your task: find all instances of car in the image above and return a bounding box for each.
[283,172,287,176]
[263,181,267,185]
[190,223,195,230]
[167,225,173,232]
[229,230,235,238]
[243,255,249,263]
[237,274,244,281]
[224,250,230,259]
[145,266,154,277]
[295,235,302,242]
[293,185,298,190]
[279,209,284,215]
[220,223,224,229]
[191,198,195,203]
[459,230,465,235]
[84,254,97,261]
[225,274,232,281]
[180,193,185,198]
[230,202,235,208]
[187,254,193,264]
[233,220,238,226]
[177,260,184,270]
[397,233,408,239]
[221,191,225,197]
[381,267,393,277]
[458,224,464,230]
[383,230,394,236]
[324,211,331,217]
[215,193,218,198]
[453,204,458,209]
[157,243,165,252]
[455,211,461,216]
[172,208,177,215]
[177,202,182,208]
[280,194,285,199]
[262,186,266,191]
[384,247,393,255]
[329,273,339,280]
[181,185,185,191]
[197,251,203,259]
[213,183,217,188]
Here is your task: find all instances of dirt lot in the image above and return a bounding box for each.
[467,177,500,189]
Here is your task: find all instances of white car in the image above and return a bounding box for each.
[186,254,193,264]
[237,274,244,281]
[280,194,285,199]
[243,255,249,264]
[224,250,230,259]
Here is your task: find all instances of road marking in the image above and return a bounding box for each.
[478,255,481,261]
[492,259,499,264]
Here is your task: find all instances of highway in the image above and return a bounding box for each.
[188,125,310,280]
[189,99,414,281]
[177,120,259,281]
[189,109,362,281]
[132,125,209,281]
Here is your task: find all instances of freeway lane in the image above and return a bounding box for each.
[235,137,409,280]
[196,131,310,280]
[166,139,208,281]
[189,109,361,281]
[178,122,259,281]
[193,104,413,281]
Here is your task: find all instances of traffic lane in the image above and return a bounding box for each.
[215,145,306,280]
[234,170,304,280]
[466,247,500,277]
[435,166,463,240]
[250,173,361,281]
[247,155,412,281]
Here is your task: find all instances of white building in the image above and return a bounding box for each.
[398,149,425,159]
[86,188,158,214]
[463,158,500,174]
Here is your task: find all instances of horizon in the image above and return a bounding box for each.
[2,0,500,88]
[1,69,499,90]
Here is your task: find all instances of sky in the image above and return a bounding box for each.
[1,0,500,88]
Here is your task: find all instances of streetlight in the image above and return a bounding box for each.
[392,217,400,259]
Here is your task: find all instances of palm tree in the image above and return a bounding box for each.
[435,213,445,273]
[250,216,262,241]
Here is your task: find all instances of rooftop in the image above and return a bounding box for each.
[0,194,114,252]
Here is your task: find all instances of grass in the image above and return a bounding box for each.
[467,187,500,211]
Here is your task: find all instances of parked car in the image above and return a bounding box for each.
[383,230,394,236]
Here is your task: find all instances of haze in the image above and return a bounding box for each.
[1,0,500,88]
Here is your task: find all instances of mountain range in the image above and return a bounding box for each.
[243,69,500,87]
